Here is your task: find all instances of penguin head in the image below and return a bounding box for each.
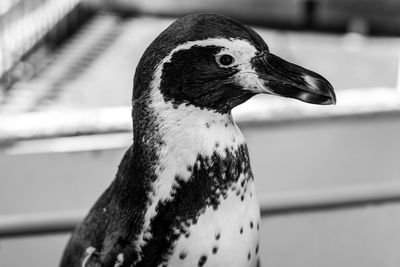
[133,13,336,113]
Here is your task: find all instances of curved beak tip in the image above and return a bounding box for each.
[303,74,336,105]
[319,84,336,105]
[330,90,337,105]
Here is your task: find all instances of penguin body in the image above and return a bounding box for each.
[134,93,261,267]
[61,13,335,267]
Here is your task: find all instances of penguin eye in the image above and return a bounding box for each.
[217,54,235,67]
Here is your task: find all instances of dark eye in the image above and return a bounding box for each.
[218,54,235,66]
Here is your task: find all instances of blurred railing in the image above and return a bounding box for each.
[105,0,400,35]
[1,181,400,238]
[2,87,400,146]
[0,0,83,78]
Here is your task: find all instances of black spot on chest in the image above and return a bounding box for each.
[136,144,252,266]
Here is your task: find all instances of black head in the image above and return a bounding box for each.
[133,13,335,113]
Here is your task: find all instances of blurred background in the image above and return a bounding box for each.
[2,0,400,266]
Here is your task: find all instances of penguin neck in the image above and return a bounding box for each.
[136,88,251,206]
[127,88,255,210]
[132,88,246,161]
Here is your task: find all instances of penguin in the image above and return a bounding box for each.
[60,13,335,267]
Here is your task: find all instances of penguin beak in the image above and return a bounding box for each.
[251,52,336,105]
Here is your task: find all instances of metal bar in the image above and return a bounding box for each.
[1,181,400,238]
[0,210,85,238]
[259,181,400,216]
[0,0,83,77]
